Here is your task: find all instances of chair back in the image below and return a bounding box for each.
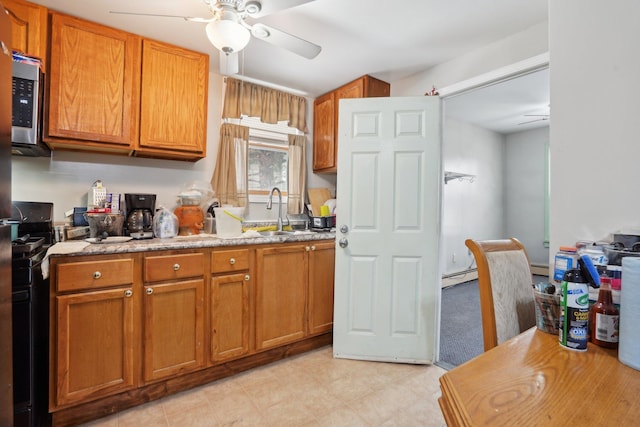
[465,238,536,351]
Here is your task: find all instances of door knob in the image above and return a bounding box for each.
[339,238,349,248]
[340,225,349,233]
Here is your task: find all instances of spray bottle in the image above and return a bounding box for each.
[559,254,600,351]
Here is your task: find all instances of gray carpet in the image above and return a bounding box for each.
[438,275,548,369]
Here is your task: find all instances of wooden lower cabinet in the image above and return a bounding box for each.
[255,241,336,347]
[308,241,336,335]
[54,287,136,407]
[142,279,205,382]
[210,273,250,361]
[141,251,205,382]
[210,248,251,362]
[50,240,334,425]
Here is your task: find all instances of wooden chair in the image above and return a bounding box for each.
[465,238,536,351]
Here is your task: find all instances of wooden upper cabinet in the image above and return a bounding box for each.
[3,0,48,67]
[45,12,209,161]
[137,39,209,161]
[46,13,141,153]
[312,91,335,171]
[312,75,390,173]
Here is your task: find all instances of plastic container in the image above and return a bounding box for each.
[554,246,578,282]
[153,207,178,238]
[214,207,244,237]
[533,287,560,335]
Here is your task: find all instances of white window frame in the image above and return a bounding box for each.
[228,116,302,203]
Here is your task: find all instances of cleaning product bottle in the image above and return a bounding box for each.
[591,276,619,348]
[559,254,601,351]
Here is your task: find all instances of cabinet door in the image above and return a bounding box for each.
[47,13,141,150]
[138,39,209,160]
[308,241,335,335]
[210,273,250,362]
[143,279,205,382]
[255,245,308,350]
[4,0,48,67]
[55,287,136,407]
[312,91,336,171]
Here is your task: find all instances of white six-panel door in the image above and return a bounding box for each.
[333,96,442,364]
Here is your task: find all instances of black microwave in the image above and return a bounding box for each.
[11,58,49,157]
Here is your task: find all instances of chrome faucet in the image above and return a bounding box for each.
[266,187,284,231]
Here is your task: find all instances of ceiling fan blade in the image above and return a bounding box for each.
[248,0,315,18]
[219,51,239,76]
[251,23,321,59]
[109,11,213,23]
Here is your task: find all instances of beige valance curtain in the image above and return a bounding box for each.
[287,134,307,214]
[211,123,249,207]
[222,78,307,133]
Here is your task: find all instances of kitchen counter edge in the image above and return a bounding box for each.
[48,231,336,257]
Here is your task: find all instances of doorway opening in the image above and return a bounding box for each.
[437,57,550,368]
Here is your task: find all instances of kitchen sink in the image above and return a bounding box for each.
[258,230,295,236]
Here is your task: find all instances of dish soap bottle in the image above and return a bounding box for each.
[591,276,619,348]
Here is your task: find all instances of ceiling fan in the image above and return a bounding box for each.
[111,0,321,73]
[518,114,550,125]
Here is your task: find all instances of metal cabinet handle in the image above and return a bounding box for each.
[339,238,349,248]
[124,289,133,297]
[311,245,316,251]
[305,246,310,252]
[245,275,250,281]
[173,263,180,271]
[93,271,102,279]
[229,258,236,265]
[146,288,153,295]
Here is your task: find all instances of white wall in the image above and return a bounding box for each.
[392,21,548,97]
[441,118,505,275]
[549,1,640,257]
[505,127,549,265]
[11,72,336,223]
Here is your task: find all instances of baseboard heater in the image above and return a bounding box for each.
[442,268,477,279]
[442,264,549,280]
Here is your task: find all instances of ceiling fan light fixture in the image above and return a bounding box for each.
[205,19,251,54]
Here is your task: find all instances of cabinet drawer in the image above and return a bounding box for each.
[144,252,204,282]
[57,258,134,292]
[211,249,249,273]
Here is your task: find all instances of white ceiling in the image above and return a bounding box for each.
[30,0,549,132]
[445,67,550,134]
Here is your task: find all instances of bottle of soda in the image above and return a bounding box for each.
[590,276,619,348]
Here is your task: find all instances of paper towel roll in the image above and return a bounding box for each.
[620,257,640,370]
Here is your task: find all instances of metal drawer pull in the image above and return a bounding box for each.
[245,275,250,281]
[173,263,180,271]
[306,246,310,251]
[124,290,133,297]
[229,258,236,265]
[146,288,153,295]
[311,245,316,251]
[93,271,102,279]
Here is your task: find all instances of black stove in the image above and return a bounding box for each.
[10,201,53,427]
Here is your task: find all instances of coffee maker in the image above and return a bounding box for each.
[124,194,156,239]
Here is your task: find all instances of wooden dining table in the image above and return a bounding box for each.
[438,327,640,426]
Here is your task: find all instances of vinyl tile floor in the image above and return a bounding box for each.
[80,345,447,427]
